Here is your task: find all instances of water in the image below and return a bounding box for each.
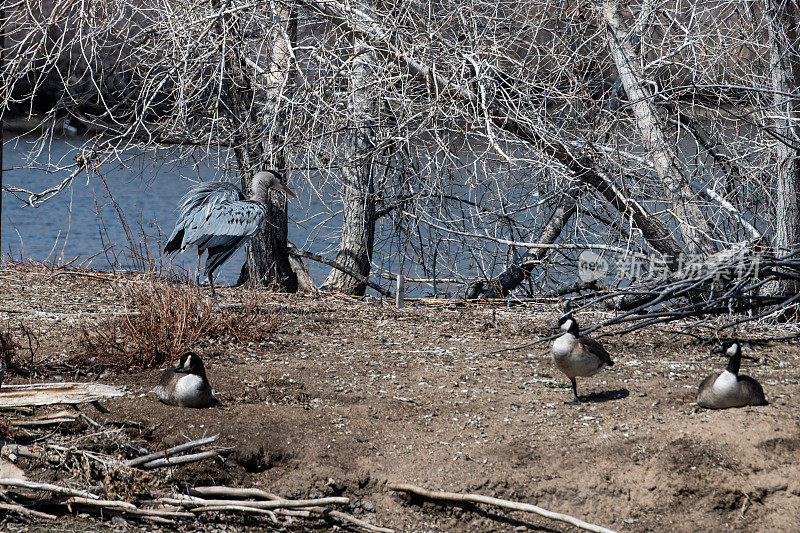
[1,137,334,287]
[1,137,552,298]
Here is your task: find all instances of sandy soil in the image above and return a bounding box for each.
[1,264,799,532]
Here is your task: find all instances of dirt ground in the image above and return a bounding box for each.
[1,264,799,532]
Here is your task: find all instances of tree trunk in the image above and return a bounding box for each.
[602,0,717,257]
[765,0,800,295]
[321,38,377,295]
[466,187,580,299]
[224,3,297,292]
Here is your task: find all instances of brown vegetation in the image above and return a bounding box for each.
[76,280,282,370]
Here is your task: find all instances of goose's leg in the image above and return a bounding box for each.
[564,377,581,405]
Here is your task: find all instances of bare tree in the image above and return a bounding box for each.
[320,34,377,295]
[3,0,799,310]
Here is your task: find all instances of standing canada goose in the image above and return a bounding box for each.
[152,352,214,408]
[697,341,767,409]
[550,315,614,404]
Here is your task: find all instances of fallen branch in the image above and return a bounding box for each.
[0,383,126,408]
[189,486,280,500]
[387,482,617,533]
[0,501,58,520]
[124,436,217,466]
[191,505,278,522]
[141,450,222,469]
[10,416,78,427]
[65,497,137,510]
[309,507,395,533]
[0,478,100,500]
[572,246,800,338]
[64,498,195,519]
[163,495,349,509]
[287,244,391,297]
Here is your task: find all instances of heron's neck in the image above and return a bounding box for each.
[250,177,271,203]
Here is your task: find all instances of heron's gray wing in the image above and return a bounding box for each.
[182,200,268,276]
[165,182,244,253]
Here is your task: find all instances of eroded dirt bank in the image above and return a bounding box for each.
[1,265,799,532]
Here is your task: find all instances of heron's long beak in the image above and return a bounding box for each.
[281,184,297,199]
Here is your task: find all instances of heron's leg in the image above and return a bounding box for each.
[195,251,203,301]
[564,377,581,405]
[209,271,221,310]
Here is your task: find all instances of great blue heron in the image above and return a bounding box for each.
[164,170,297,299]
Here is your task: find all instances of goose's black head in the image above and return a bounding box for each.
[712,340,742,374]
[712,340,740,357]
[557,315,580,336]
[173,352,207,378]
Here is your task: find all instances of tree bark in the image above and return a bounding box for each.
[466,186,580,299]
[765,0,800,295]
[320,37,377,295]
[602,0,717,257]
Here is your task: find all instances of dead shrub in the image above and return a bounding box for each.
[76,281,282,369]
[0,326,16,374]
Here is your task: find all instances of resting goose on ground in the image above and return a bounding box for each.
[153,352,215,408]
[550,315,614,404]
[697,340,767,409]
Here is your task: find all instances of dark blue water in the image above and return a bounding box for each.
[1,137,333,287]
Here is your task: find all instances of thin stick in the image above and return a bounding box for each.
[64,498,195,518]
[387,482,617,533]
[0,502,58,520]
[141,450,221,469]
[308,507,395,533]
[10,416,77,427]
[276,508,312,517]
[65,497,137,510]
[124,435,217,466]
[164,495,349,509]
[189,486,280,500]
[190,505,278,522]
[0,478,100,499]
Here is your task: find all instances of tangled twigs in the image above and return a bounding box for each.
[387,482,617,533]
[571,246,800,338]
[165,488,394,532]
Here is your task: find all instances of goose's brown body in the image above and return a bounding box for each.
[551,317,614,403]
[697,341,767,409]
[152,353,214,408]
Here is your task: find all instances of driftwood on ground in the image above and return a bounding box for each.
[0,383,126,408]
[388,482,617,533]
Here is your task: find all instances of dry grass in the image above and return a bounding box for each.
[76,280,282,369]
